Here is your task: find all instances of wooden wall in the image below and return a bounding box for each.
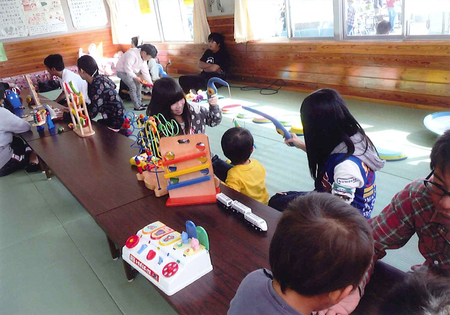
[155,15,450,110]
[0,28,122,78]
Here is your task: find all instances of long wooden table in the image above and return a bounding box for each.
[18,95,406,315]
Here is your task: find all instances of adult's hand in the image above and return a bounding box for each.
[285,133,306,151]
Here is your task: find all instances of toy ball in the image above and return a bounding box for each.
[57,127,64,134]
[26,96,32,104]
[68,123,74,129]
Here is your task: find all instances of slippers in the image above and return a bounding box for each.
[25,163,40,173]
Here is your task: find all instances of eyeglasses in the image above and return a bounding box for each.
[424,170,450,198]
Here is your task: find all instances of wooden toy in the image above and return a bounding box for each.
[160,134,218,206]
[23,74,41,107]
[122,220,213,296]
[63,82,95,137]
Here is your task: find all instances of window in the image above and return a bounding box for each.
[247,0,286,39]
[407,0,450,35]
[289,0,334,38]
[155,0,193,41]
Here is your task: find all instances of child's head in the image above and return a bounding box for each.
[269,193,373,310]
[44,54,65,76]
[379,273,450,315]
[221,127,254,165]
[0,83,5,105]
[148,77,191,134]
[138,44,158,61]
[77,55,99,80]
[376,20,391,34]
[430,129,450,176]
[300,88,371,181]
[208,33,225,52]
[131,36,141,48]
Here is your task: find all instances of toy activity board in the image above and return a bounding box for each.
[160,134,218,207]
[122,220,213,296]
[23,74,41,107]
[63,81,95,138]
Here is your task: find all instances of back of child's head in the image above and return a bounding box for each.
[131,36,141,48]
[44,54,65,71]
[430,129,450,175]
[148,77,190,133]
[376,20,391,34]
[379,272,450,315]
[0,83,5,103]
[138,44,158,58]
[77,55,99,76]
[208,33,225,48]
[221,127,254,165]
[269,192,373,297]
[300,88,372,181]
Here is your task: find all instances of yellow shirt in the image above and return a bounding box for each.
[225,159,269,204]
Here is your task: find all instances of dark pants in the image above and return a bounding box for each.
[0,137,31,177]
[179,72,226,94]
[268,191,309,212]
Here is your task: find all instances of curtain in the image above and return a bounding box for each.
[105,0,140,44]
[235,0,284,43]
[193,0,211,43]
[105,0,121,44]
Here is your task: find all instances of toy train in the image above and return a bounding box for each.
[216,193,268,232]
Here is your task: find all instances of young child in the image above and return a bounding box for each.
[77,55,125,131]
[228,193,374,315]
[379,272,450,315]
[270,89,385,218]
[0,85,39,176]
[147,77,221,135]
[116,44,157,111]
[221,127,269,204]
[44,54,89,105]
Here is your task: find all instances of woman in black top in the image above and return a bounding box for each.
[179,33,228,93]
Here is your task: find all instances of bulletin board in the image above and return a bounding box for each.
[67,0,108,29]
[0,0,29,39]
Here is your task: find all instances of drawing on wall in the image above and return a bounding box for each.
[0,0,28,39]
[67,0,108,29]
[22,0,67,36]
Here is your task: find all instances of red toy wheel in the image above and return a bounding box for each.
[162,262,179,278]
[125,235,140,249]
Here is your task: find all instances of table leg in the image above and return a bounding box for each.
[107,236,120,260]
[123,260,137,282]
[38,156,51,179]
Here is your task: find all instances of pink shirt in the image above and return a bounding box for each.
[116,48,152,84]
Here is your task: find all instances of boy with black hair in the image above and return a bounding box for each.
[380,272,450,315]
[179,32,228,93]
[44,54,89,106]
[228,193,374,315]
[0,85,40,176]
[221,127,269,204]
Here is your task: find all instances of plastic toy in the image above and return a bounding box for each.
[243,106,293,146]
[160,134,219,206]
[216,193,268,231]
[207,77,231,99]
[63,81,95,137]
[236,112,253,119]
[57,127,64,134]
[5,89,22,109]
[377,147,408,161]
[290,125,303,136]
[423,111,450,135]
[252,116,271,124]
[140,79,153,89]
[186,89,204,103]
[122,220,213,296]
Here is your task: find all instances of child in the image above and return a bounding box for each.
[77,55,125,130]
[116,44,157,111]
[0,85,39,176]
[179,33,228,93]
[269,89,385,218]
[44,54,90,105]
[379,273,450,315]
[221,127,269,204]
[147,77,221,135]
[228,193,374,315]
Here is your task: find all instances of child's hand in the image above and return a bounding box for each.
[133,77,142,84]
[208,95,218,106]
[285,133,306,151]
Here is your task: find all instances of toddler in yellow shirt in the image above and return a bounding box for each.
[221,127,269,204]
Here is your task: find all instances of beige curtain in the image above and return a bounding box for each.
[193,0,211,43]
[105,0,121,44]
[234,0,254,43]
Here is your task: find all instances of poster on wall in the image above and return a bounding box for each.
[22,0,67,36]
[0,0,28,39]
[67,0,108,29]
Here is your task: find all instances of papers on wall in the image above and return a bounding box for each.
[67,0,108,29]
[0,0,28,39]
[22,0,67,36]
[0,43,7,62]
[138,0,151,14]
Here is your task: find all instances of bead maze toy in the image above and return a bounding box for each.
[242,106,294,146]
[122,220,213,296]
[160,134,219,206]
[23,74,41,107]
[63,82,95,137]
[216,193,268,231]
